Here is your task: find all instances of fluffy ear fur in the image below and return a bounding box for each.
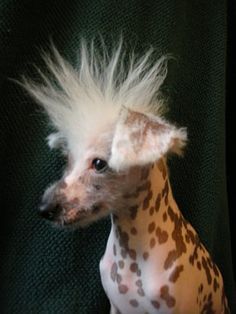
[109,108,187,171]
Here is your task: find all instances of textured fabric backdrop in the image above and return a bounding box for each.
[0,0,235,313]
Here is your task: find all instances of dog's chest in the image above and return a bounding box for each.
[100,246,154,313]
[99,231,184,314]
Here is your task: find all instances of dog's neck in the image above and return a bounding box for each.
[110,159,178,259]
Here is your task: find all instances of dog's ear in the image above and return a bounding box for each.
[109,108,187,171]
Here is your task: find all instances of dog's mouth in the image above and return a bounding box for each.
[53,203,106,227]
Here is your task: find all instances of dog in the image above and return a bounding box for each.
[22,40,229,313]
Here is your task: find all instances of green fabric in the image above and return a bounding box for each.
[1,0,235,313]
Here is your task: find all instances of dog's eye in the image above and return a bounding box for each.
[92,158,108,173]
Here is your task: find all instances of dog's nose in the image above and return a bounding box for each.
[38,201,62,221]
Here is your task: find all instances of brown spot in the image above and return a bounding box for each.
[129,205,139,220]
[118,260,125,269]
[156,227,168,244]
[213,263,220,277]
[155,193,161,212]
[207,257,213,269]
[186,228,197,245]
[149,206,154,216]
[213,278,219,292]
[143,190,153,210]
[197,261,202,270]
[116,274,122,284]
[160,285,176,308]
[163,212,167,222]
[189,239,202,266]
[169,265,184,283]
[164,250,179,270]
[111,262,118,282]
[202,256,212,285]
[162,180,169,205]
[143,252,149,260]
[148,222,156,233]
[118,284,128,294]
[198,283,203,294]
[130,262,138,273]
[128,249,137,260]
[137,287,145,296]
[135,279,142,287]
[118,229,129,251]
[131,227,137,235]
[157,159,167,179]
[113,244,117,256]
[200,292,214,314]
[150,238,156,249]
[151,300,160,309]
[129,299,139,307]
[164,206,187,270]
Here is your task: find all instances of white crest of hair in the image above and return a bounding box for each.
[22,39,169,158]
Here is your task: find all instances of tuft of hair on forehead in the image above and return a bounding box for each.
[22,39,169,157]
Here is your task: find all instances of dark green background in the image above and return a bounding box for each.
[1,0,235,313]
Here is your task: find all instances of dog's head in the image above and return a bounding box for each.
[23,41,187,227]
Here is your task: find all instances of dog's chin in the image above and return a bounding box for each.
[51,214,91,229]
[53,206,110,229]
[51,216,86,229]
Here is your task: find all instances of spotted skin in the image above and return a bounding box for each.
[100,159,230,314]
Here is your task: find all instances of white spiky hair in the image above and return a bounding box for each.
[22,40,169,157]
